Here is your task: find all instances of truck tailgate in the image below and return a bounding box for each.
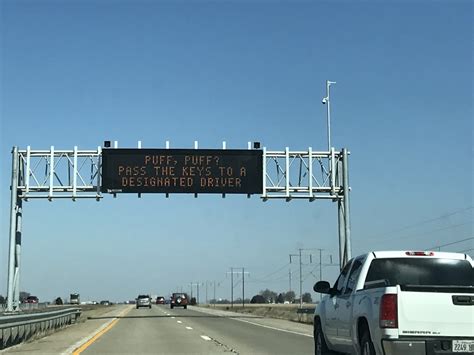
[398,290,474,337]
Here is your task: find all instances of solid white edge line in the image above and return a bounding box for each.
[189,306,312,338]
[231,318,312,338]
[200,335,212,341]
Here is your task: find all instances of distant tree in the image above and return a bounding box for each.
[302,292,312,303]
[55,297,63,305]
[284,291,296,302]
[0,295,5,304]
[190,297,197,305]
[259,289,277,303]
[250,295,266,304]
[276,293,285,304]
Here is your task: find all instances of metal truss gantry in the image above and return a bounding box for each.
[6,145,351,312]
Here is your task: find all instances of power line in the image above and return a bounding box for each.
[428,237,473,251]
[365,206,473,241]
[369,221,472,245]
[253,262,290,281]
[458,248,474,253]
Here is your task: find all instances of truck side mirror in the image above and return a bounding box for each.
[313,281,331,294]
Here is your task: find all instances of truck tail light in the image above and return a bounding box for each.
[380,294,398,328]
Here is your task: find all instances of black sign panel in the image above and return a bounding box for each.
[101,149,263,194]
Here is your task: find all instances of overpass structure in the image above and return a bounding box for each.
[5,143,351,312]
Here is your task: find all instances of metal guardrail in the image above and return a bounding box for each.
[296,307,315,314]
[1,302,48,312]
[0,307,81,349]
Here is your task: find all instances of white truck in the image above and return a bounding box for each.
[313,251,474,355]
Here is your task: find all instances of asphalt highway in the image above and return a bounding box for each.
[80,305,314,354]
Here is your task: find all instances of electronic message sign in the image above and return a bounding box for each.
[101,149,263,194]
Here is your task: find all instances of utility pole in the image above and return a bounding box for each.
[190,282,200,304]
[299,249,302,307]
[317,248,323,302]
[289,269,292,292]
[227,268,250,308]
[290,248,314,308]
[205,281,208,304]
[213,281,216,308]
[230,267,233,308]
[242,267,245,308]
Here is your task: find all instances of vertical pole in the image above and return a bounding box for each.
[319,249,323,302]
[13,196,22,309]
[285,147,290,199]
[190,282,193,300]
[308,147,313,199]
[73,146,78,200]
[289,269,292,292]
[330,147,335,196]
[49,146,54,200]
[206,281,208,304]
[25,146,31,196]
[262,147,267,200]
[214,281,216,308]
[197,283,200,305]
[326,81,331,152]
[337,157,345,270]
[230,267,234,308]
[342,148,352,264]
[242,267,245,308]
[299,248,302,308]
[7,147,19,312]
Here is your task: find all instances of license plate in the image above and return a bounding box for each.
[453,340,474,353]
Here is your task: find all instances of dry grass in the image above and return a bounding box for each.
[199,304,315,324]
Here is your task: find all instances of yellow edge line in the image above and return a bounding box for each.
[72,306,132,355]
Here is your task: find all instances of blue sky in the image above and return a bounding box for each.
[1,0,472,303]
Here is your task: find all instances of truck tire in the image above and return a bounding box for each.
[314,319,332,355]
[360,329,376,355]
[184,305,187,309]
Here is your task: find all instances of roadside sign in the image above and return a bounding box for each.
[101,148,263,194]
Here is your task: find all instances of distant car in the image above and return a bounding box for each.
[136,295,151,309]
[170,293,188,309]
[156,296,165,305]
[100,300,110,306]
[24,296,39,304]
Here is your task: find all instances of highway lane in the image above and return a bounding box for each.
[81,305,314,354]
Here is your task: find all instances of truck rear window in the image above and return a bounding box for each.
[365,258,473,288]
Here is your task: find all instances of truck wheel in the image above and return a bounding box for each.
[170,305,174,309]
[184,305,187,309]
[360,329,376,355]
[314,319,331,355]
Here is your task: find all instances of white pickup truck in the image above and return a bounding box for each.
[313,251,474,355]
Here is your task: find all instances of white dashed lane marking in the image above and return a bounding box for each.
[171,317,175,319]
[186,326,193,330]
[177,321,182,324]
[201,335,212,341]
